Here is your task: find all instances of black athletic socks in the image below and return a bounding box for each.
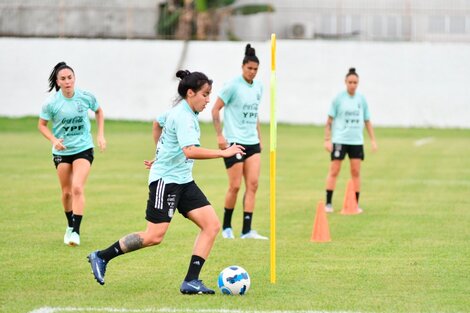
[72,214,82,234]
[97,241,124,262]
[326,190,333,205]
[223,208,234,229]
[242,212,253,235]
[184,255,206,282]
[326,190,359,205]
[65,211,74,228]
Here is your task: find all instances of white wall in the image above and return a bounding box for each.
[1,38,469,128]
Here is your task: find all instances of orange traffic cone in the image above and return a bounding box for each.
[311,201,331,242]
[341,179,361,215]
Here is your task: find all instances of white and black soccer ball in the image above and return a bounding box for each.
[217,265,250,295]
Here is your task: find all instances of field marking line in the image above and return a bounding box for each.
[414,137,434,147]
[28,307,362,313]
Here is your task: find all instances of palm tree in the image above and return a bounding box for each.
[157,0,274,40]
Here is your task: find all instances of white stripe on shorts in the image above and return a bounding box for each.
[154,179,165,210]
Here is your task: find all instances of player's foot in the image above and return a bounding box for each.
[63,227,73,245]
[325,204,334,213]
[68,232,80,246]
[87,251,107,285]
[180,279,215,295]
[240,230,268,240]
[222,227,235,239]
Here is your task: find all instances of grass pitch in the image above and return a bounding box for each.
[0,117,469,313]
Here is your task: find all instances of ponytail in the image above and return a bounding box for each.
[48,62,74,92]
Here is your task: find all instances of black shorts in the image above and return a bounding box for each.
[53,148,94,168]
[145,179,211,224]
[331,144,364,161]
[223,143,261,169]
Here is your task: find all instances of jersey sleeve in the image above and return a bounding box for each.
[176,115,200,148]
[328,96,339,118]
[362,96,371,121]
[83,91,100,111]
[39,101,52,120]
[218,81,235,106]
[156,111,169,127]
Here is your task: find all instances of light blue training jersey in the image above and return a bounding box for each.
[149,100,200,185]
[328,90,371,145]
[218,75,263,145]
[39,88,100,155]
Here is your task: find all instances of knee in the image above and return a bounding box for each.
[351,168,360,178]
[212,220,221,236]
[246,180,259,193]
[62,190,72,200]
[145,234,164,247]
[205,220,221,238]
[71,185,84,197]
[329,169,340,178]
[228,184,241,194]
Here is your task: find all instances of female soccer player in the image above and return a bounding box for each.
[88,70,245,295]
[211,44,267,240]
[324,67,377,213]
[38,62,106,246]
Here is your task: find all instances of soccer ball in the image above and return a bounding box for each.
[217,265,250,295]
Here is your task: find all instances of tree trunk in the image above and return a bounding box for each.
[175,0,194,40]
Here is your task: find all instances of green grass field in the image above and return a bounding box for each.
[1,117,469,313]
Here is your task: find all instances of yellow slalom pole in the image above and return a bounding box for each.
[270,33,277,284]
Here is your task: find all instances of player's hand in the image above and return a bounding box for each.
[97,135,107,152]
[324,140,333,153]
[371,140,378,152]
[52,138,66,151]
[144,159,155,170]
[217,135,228,150]
[222,144,245,158]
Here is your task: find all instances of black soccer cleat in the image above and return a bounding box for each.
[180,279,215,295]
[87,251,107,285]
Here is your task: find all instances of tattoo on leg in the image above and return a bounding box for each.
[121,233,144,253]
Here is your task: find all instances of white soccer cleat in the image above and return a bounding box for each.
[325,204,334,213]
[63,227,73,245]
[68,232,80,246]
[222,227,235,239]
[240,230,268,240]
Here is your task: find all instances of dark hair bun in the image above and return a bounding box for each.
[176,70,191,80]
[245,44,256,57]
[348,67,356,73]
